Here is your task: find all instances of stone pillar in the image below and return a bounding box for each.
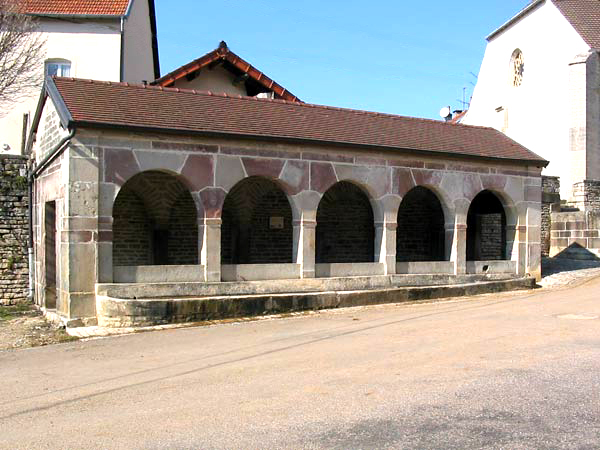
[525,205,542,281]
[201,218,221,282]
[452,223,467,275]
[294,219,316,278]
[374,222,397,275]
[97,216,113,283]
[508,224,524,275]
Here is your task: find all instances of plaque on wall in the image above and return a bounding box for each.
[269,216,284,229]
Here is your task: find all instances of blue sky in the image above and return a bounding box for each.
[155,0,528,120]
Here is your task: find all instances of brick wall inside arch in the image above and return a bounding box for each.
[316,181,374,263]
[221,177,293,264]
[397,187,445,262]
[467,191,506,261]
[113,171,198,266]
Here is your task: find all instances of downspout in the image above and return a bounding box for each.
[27,129,76,300]
[120,17,125,82]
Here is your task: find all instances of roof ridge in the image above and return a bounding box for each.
[53,77,500,132]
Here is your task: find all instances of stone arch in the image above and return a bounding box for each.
[466,190,508,261]
[221,176,294,264]
[316,181,375,263]
[113,170,199,266]
[397,186,446,262]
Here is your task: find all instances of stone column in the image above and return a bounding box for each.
[375,222,397,275]
[201,218,221,282]
[97,216,113,283]
[294,219,316,279]
[452,223,467,275]
[525,205,542,281]
[513,224,527,276]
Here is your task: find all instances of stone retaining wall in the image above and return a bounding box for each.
[542,176,560,256]
[550,211,600,259]
[572,180,600,211]
[0,155,29,305]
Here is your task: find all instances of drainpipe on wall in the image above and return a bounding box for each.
[120,17,125,82]
[27,164,34,299]
[27,129,76,301]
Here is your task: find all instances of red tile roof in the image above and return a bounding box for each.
[49,77,546,165]
[154,42,301,103]
[552,0,600,49]
[22,0,130,16]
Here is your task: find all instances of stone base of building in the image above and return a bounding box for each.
[94,274,535,328]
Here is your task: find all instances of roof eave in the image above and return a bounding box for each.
[45,77,74,129]
[67,120,548,168]
[26,12,125,19]
[487,0,545,41]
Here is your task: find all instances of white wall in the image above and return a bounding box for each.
[0,18,122,155]
[123,0,156,83]
[464,0,589,199]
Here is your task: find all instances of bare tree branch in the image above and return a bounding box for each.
[0,0,45,116]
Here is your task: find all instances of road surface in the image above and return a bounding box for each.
[1,279,599,449]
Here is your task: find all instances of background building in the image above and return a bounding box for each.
[464,0,600,202]
[0,0,159,155]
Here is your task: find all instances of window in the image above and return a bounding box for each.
[509,49,524,87]
[45,59,71,77]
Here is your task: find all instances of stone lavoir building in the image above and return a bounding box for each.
[27,76,546,327]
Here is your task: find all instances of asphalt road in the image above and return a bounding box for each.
[1,278,600,449]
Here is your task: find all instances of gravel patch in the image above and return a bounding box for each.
[539,257,600,288]
[0,305,78,351]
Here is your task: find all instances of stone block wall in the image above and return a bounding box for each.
[541,176,561,256]
[0,155,29,305]
[550,210,600,259]
[571,180,600,211]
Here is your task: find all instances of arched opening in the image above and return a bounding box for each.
[221,177,293,264]
[397,186,445,262]
[316,181,374,263]
[467,190,507,261]
[113,171,198,266]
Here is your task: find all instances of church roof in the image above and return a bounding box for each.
[552,0,600,49]
[153,41,301,103]
[488,0,600,48]
[43,77,547,166]
[22,0,131,17]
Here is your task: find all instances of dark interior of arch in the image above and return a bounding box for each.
[113,171,198,266]
[316,181,374,264]
[221,177,293,264]
[466,190,507,261]
[397,187,445,262]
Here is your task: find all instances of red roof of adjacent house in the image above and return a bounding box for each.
[154,41,301,103]
[22,0,130,16]
[552,0,600,49]
[47,77,547,165]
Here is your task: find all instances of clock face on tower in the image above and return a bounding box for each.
[509,49,525,87]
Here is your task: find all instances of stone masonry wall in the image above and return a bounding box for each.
[0,155,29,305]
[550,210,600,259]
[571,180,600,212]
[541,176,561,256]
